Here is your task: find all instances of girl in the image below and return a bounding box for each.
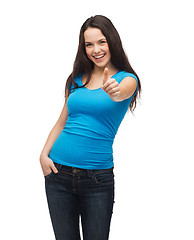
[40,15,141,240]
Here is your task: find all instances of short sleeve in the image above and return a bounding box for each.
[119,72,138,85]
[117,71,138,98]
[67,74,82,92]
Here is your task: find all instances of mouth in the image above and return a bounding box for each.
[93,53,106,60]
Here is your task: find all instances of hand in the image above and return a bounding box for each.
[101,68,121,101]
[39,154,58,176]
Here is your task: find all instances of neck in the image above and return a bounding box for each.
[92,64,118,77]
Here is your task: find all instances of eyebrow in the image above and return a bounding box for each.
[85,37,106,43]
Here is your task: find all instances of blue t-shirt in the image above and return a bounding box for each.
[49,70,138,169]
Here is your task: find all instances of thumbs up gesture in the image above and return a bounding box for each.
[101,68,121,101]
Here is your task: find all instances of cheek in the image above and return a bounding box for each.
[85,48,92,57]
[103,46,111,58]
[103,44,110,53]
[105,48,111,60]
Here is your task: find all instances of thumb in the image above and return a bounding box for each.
[103,68,109,84]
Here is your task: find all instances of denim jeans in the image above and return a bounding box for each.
[45,162,115,240]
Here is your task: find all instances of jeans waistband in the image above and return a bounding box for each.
[53,162,114,176]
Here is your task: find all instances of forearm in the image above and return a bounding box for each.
[117,77,138,101]
[116,84,129,101]
[40,122,64,157]
[110,84,129,102]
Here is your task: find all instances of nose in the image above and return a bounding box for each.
[93,44,100,53]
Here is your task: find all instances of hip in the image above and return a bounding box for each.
[45,161,115,194]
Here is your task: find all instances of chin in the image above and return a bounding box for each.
[94,60,111,69]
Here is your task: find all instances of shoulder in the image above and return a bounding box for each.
[74,73,83,83]
[67,73,83,91]
[116,70,138,82]
[114,71,138,89]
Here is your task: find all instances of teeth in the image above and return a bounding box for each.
[94,54,105,59]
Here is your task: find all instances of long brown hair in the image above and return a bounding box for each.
[65,15,141,112]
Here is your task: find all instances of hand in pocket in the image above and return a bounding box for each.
[40,155,58,176]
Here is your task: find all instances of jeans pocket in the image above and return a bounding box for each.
[44,162,63,178]
[44,170,53,179]
[94,169,114,185]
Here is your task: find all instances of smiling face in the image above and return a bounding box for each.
[84,27,112,69]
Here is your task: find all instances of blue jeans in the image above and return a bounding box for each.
[45,162,115,240]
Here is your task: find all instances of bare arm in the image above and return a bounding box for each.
[40,96,69,176]
[102,68,138,102]
[117,76,138,101]
[40,101,68,157]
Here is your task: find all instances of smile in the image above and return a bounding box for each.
[93,54,106,59]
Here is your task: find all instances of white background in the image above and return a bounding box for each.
[0,0,193,239]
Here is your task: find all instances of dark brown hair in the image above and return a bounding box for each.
[65,15,141,112]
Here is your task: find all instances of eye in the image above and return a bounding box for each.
[85,43,92,47]
[100,40,106,45]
